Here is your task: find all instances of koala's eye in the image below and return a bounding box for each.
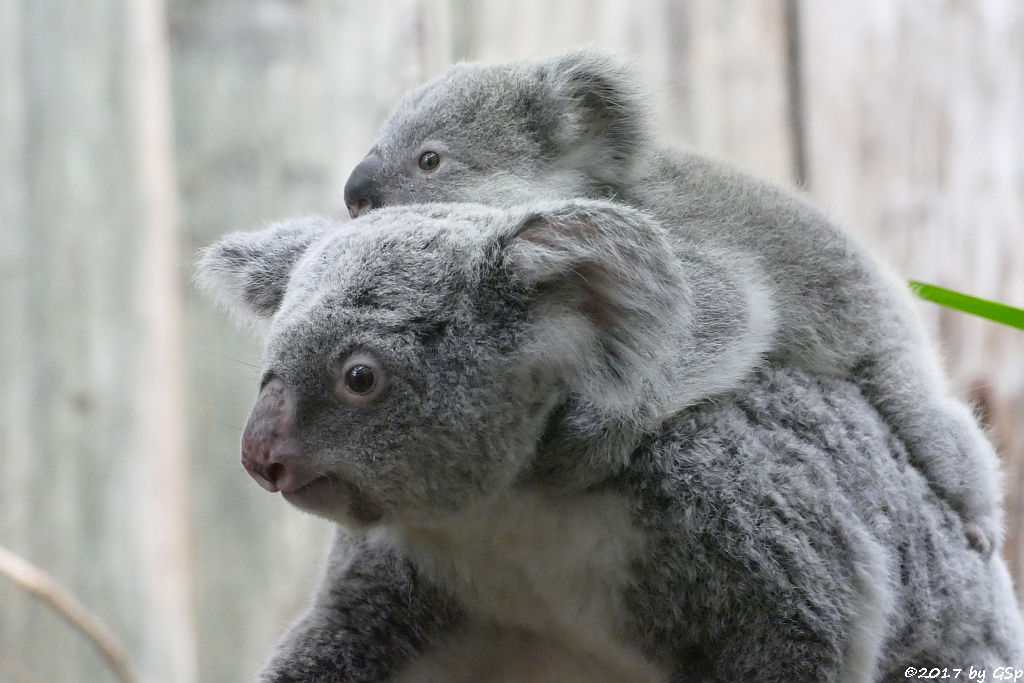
[418,151,440,171]
[337,355,385,404]
[345,365,376,394]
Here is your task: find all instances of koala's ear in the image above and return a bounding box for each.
[196,216,338,328]
[541,51,650,179]
[501,199,690,415]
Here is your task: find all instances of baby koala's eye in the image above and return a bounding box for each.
[337,354,386,404]
[418,151,440,171]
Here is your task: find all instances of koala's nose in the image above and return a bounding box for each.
[241,377,304,494]
[344,152,383,219]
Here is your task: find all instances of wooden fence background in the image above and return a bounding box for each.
[1,1,1021,681]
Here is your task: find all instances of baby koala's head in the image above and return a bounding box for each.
[343,51,650,218]
[198,200,688,528]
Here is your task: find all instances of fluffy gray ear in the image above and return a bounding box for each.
[502,199,691,416]
[196,216,338,328]
[540,51,651,185]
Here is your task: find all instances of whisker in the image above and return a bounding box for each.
[203,349,261,370]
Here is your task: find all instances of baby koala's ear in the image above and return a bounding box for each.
[196,216,339,329]
[501,199,691,415]
[539,51,650,178]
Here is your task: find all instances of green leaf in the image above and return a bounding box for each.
[909,281,1024,331]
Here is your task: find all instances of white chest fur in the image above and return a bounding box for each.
[380,488,668,682]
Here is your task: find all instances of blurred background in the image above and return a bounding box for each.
[1,1,1022,681]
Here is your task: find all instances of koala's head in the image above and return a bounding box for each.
[197,200,689,528]
[343,51,650,218]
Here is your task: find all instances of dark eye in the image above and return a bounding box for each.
[344,365,376,394]
[418,150,440,171]
[337,355,385,403]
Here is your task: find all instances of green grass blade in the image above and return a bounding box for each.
[909,281,1024,331]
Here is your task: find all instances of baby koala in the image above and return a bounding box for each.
[342,51,1004,554]
[198,201,1023,682]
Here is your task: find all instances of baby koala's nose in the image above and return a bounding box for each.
[344,152,383,218]
[241,376,302,493]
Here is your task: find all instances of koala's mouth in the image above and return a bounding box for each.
[281,473,383,523]
[280,473,339,504]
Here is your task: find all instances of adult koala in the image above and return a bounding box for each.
[198,202,1023,682]
[342,52,1004,555]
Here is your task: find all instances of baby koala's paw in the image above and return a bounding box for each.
[963,515,1003,558]
[939,398,1005,558]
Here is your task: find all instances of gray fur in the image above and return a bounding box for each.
[348,51,1004,554]
[197,204,1022,681]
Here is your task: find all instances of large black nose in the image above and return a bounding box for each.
[344,153,383,218]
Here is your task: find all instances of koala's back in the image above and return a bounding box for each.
[623,147,1004,557]
[624,150,915,372]
[623,365,1023,680]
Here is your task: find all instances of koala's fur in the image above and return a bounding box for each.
[198,202,1023,682]
[342,51,1004,555]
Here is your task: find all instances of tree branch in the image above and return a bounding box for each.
[0,544,136,683]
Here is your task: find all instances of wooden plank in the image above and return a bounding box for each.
[124,0,197,679]
[5,0,196,680]
[0,0,35,674]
